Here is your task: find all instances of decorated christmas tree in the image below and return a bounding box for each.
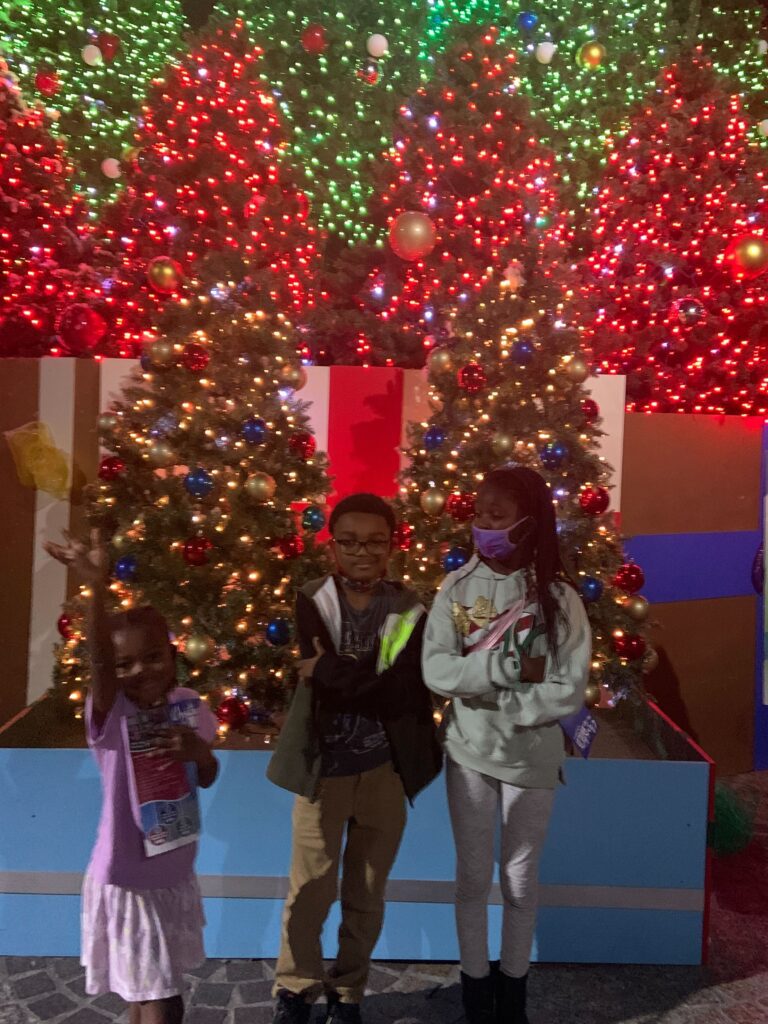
[386,40,652,700]
[312,26,568,366]
[582,51,768,414]
[0,59,108,357]
[53,304,331,725]
[0,0,185,210]
[210,0,426,243]
[96,19,321,356]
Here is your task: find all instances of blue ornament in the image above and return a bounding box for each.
[302,505,326,532]
[249,704,271,724]
[266,618,291,647]
[580,576,604,603]
[241,417,268,445]
[443,546,470,572]
[151,413,178,438]
[516,10,539,31]
[424,425,447,451]
[140,353,152,372]
[184,467,214,498]
[114,554,138,583]
[539,441,569,469]
[511,340,534,365]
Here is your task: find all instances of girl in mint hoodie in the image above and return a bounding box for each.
[422,466,591,1024]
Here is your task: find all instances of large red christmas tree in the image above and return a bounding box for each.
[582,51,768,415]
[0,60,106,358]
[312,26,566,367]
[97,19,321,356]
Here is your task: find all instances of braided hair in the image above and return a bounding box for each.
[478,466,572,654]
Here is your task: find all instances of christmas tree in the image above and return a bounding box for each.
[53,304,331,725]
[312,26,567,367]
[210,0,426,243]
[0,0,185,211]
[95,19,321,356]
[582,51,768,415]
[0,59,107,357]
[386,33,651,699]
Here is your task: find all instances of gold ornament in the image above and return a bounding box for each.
[185,634,213,664]
[578,41,606,69]
[625,595,649,622]
[147,440,175,467]
[428,347,454,375]
[642,646,659,673]
[98,413,118,432]
[584,683,601,707]
[730,235,768,277]
[244,472,277,501]
[280,364,307,391]
[389,211,437,261]
[420,486,446,516]
[147,339,175,367]
[491,432,515,457]
[566,355,590,383]
[147,256,183,294]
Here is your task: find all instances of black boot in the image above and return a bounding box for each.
[460,970,495,1024]
[495,971,529,1024]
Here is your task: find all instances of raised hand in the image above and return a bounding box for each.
[44,527,108,585]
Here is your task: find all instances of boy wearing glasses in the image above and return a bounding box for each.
[268,493,442,1024]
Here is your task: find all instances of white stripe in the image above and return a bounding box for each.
[586,374,626,512]
[99,358,139,452]
[302,366,331,455]
[26,359,76,702]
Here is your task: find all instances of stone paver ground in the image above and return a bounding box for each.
[3,771,768,1024]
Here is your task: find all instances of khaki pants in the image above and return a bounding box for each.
[274,761,406,1004]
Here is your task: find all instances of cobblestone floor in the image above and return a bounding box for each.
[3,772,768,1024]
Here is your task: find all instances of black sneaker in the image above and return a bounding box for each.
[324,993,362,1024]
[273,989,311,1024]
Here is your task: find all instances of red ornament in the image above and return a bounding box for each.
[300,24,328,54]
[581,398,600,423]
[613,633,647,661]
[58,304,108,353]
[97,31,121,61]
[393,522,413,551]
[288,431,316,459]
[457,363,487,394]
[356,60,380,86]
[34,70,59,96]
[182,343,210,372]
[614,562,645,595]
[98,455,126,481]
[216,695,249,729]
[183,536,213,566]
[446,492,476,523]
[278,534,305,559]
[57,613,73,639]
[579,486,610,516]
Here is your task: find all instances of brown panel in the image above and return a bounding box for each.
[0,360,40,726]
[622,414,762,535]
[645,596,755,775]
[66,359,101,598]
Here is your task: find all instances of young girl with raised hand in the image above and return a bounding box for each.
[45,529,219,1024]
[422,466,591,1024]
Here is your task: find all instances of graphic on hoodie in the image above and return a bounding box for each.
[452,596,539,658]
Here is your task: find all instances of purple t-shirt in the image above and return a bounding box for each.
[85,687,217,890]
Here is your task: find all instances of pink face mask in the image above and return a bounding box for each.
[472,517,532,561]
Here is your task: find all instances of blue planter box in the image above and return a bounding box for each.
[0,701,712,965]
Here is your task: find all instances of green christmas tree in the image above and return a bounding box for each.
[1,0,185,211]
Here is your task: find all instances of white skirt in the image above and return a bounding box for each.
[81,872,206,1002]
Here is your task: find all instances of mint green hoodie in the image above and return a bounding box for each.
[422,555,591,788]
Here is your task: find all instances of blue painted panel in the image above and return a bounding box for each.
[0,895,703,965]
[0,751,709,891]
[756,423,768,771]
[624,531,761,603]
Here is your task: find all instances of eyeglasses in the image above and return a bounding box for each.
[332,538,390,555]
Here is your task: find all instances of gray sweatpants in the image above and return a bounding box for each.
[446,756,555,979]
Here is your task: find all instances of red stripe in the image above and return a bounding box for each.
[326,367,405,503]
